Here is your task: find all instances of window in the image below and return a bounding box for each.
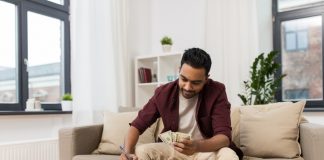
[284,21,308,52]
[285,89,309,99]
[0,0,70,111]
[0,1,18,104]
[273,0,324,110]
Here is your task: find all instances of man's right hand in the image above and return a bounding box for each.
[120,153,138,160]
[121,126,141,160]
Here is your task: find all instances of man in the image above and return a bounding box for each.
[120,48,243,160]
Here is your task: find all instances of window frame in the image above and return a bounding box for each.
[273,0,324,111]
[0,0,70,111]
[29,0,69,13]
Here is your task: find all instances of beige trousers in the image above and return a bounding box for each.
[135,143,239,160]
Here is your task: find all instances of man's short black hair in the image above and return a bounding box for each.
[180,48,212,76]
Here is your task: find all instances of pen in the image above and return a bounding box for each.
[119,145,133,160]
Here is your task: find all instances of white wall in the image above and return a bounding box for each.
[127,0,151,57]
[150,0,206,54]
[0,114,72,143]
[128,0,206,56]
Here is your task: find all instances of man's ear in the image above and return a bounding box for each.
[206,74,210,80]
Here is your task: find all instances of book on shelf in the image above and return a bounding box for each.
[138,67,152,83]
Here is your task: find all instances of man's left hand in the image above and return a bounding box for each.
[173,139,198,155]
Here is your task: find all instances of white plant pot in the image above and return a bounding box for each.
[61,101,72,111]
[162,45,172,53]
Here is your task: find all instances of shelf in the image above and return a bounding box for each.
[138,82,159,86]
[135,52,183,108]
[159,81,173,85]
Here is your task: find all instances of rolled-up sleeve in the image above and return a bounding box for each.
[211,85,232,141]
[130,91,160,134]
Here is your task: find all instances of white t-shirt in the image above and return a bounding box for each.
[178,91,204,140]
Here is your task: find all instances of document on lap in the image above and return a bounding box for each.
[158,130,191,144]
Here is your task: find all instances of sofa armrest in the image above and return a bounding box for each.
[59,124,103,160]
[300,123,324,160]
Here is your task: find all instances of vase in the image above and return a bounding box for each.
[162,45,172,53]
[61,101,72,111]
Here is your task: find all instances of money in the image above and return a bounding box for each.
[158,130,172,144]
[175,132,191,142]
[158,130,191,144]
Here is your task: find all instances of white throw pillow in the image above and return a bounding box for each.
[239,101,305,158]
[231,102,293,147]
[94,112,157,155]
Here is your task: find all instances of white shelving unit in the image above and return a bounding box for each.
[135,52,183,108]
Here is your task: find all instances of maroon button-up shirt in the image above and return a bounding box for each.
[131,79,243,159]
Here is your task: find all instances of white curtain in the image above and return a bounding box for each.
[111,0,132,110]
[70,0,131,125]
[205,0,273,106]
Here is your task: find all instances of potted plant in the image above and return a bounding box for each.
[238,51,286,105]
[160,36,173,52]
[61,93,73,111]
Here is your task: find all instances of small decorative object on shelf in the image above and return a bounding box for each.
[167,75,173,82]
[160,36,173,53]
[138,67,152,83]
[61,93,73,111]
[152,74,157,82]
[166,74,179,82]
[25,98,43,111]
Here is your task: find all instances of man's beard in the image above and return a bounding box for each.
[181,89,196,99]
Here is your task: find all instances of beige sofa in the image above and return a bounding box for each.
[59,106,324,160]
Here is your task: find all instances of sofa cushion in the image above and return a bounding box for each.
[230,102,293,147]
[239,101,305,158]
[73,155,119,160]
[94,111,157,154]
[243,156,304,160]
[230,106,241,147]
[154,118,164,142]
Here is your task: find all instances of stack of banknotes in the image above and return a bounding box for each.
[158,130,191,144]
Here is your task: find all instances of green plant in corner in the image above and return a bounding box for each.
[62,93,73,101]
[238,51,286,105]
[160,36,173,45]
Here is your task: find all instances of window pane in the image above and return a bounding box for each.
[0,1,18,103]
[278,0,324,12]
[297,31,308,49]
[285,89,309,99]
[47,0,64,5]
[286,33,297,51]
[27,11,64,103]
[281,16,323,101]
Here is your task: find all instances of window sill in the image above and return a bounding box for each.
[0,110,72,116]
[304,108,324,112]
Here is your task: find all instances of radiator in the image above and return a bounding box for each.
[0,138,58,160]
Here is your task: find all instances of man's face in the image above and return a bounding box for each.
[178,63,208,99]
